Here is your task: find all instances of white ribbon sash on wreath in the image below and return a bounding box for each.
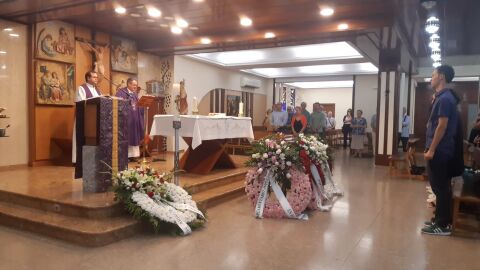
[132,192,198,235]
[163,201,206,220]
[310,164,333,212]
[321,161,344,197]
[254,170,308,220]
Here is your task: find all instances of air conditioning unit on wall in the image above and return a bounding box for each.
[240,77,261,89]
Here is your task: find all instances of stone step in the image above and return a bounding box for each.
[0,200,141,247]
[0,189,123,219]
[183,169,248,195]
[193,180,245,209]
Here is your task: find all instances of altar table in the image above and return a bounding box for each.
[150,115,254,174]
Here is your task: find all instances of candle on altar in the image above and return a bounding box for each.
[192,96,198,112]
[239,100,244,116]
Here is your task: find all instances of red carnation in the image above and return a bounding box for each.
[147,192,154,198]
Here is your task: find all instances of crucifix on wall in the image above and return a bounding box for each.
[76,36,109,82]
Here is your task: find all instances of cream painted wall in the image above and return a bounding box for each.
[354,75,378,132]
[169,55,271,151]
[173,55,270,111]
[0,20,28,166]
[295,87,352,129]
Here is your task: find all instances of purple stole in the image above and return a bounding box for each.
[81,84,100,98]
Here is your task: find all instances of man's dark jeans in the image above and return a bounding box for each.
[427,154,453,227]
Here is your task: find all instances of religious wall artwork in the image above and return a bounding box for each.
[35,21,75,63]
[146,80,164,96]
[111,72,131,94]
[79,40,109,81]
[35,60,75,105]
[111,36,138,74]
[174,79,188,115]
[226,95,240,116]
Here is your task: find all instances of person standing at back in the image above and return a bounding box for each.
[422,65,461,236]
[400,107,411,152]
[301,102,311,125]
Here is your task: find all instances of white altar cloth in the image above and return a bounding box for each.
[149,115,254,149]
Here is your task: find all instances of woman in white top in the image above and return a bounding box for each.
[342,109,352,148]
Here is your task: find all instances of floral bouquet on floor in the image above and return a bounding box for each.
[245,134,312,219]
[113,167,205,235]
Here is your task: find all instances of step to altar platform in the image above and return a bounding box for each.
[0,154,249,246]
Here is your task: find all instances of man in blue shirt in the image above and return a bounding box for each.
[422,65,460,236]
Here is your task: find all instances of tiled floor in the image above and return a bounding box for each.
[1,150,479,270]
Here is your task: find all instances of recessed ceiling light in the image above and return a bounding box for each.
[130,13,141,17]
[320,7,334,17]
[147,7,161,18]
[200,37,212,44]
[0,51,6,54]
[146,18,156,23]
[9,33,19,37]
[114,6,126,14]
[160,24,169,28]
[288,81,354,89]
[164,16,174,21]
[240,17,253,27]
[1,65,6,70]
[176,18,189,28]
[337,23,349,30]
[193,0,204,2]
[3,28,13,32]
[189,26,199,30]
[171,26,183,34]
[264,32,276,39]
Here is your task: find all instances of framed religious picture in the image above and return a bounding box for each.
[146,80,165,96]
[35,60,75,106]
[111,36,138,74]
[35,21,75,63]
[226,95,240,116]
[111,72,131,94]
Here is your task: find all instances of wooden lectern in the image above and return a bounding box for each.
[74,96,129,192]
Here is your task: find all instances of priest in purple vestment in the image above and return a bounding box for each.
[115,78,144,160]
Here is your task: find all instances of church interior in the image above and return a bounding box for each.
[0,0,479,269]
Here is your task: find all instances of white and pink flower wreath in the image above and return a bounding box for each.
[245,168,312,218]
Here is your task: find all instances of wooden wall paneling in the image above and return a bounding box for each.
[220,89,225,113]
[214,89,219,113]
[209,90,214,113]
[28,24,35,165]
[249,93,254,119]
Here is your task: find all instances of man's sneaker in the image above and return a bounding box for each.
[424,218,435,227]
[421,224,451,236]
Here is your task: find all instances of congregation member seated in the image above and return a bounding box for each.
[291,106,307,136]
[468,113,480,145]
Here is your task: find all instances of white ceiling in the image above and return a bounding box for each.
[244,63,378,78]
[187,41,378,79]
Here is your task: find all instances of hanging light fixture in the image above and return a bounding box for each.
[432,60,442,68]
[431,49,441,61]
[429,34,440,50]
[421,0,437,10]
[425,16,439,34]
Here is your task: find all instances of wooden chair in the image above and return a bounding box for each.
[452,195,480,233]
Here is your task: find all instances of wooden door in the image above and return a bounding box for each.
[320,103,336,116]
